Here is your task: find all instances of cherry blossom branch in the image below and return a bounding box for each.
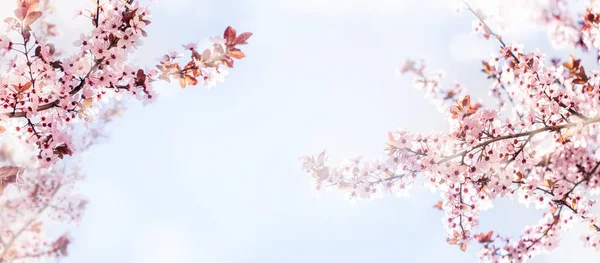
[467,0,589,121]
[302,0,600,261]
[0,184,61,262]
[439,116,600,164]
[0,1,252,262]
[491,72,523,119]
[5,65,95,118]
[462,1,517,61]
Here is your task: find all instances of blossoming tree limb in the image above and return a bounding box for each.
[0,0,251,262]
[300,1,600,262]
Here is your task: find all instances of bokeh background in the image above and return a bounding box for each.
[2,0,600,262]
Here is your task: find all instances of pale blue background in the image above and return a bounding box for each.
[2,0,599,262]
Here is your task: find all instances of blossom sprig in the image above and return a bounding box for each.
[0,152,86,262]
[0,0,252,261]
[399,59,471,113]
[0,96,141,262]
[156,26,252,89]
[0,0,251,167]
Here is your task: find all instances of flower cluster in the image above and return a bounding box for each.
[301,1,600,262]
[0,0,252,262]
[0,0,251,167]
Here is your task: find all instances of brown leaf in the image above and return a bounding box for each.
[444,89,456,100]
[514,171,524,182]
[29,184,39,197]
[14,7,28,21]
[225,57,235,68]
[461,95,471,107]
[77,200,88,210]
[233,32,253,45]
[459,243,467,252]
[53,144,73,159]
[228,49,245,59]
[485,231,493,241]
[192,50,202,61]
[4,17,18,25]
[543,179,554,189]
[387,132,395,143]
[223,26,237,45]
[556,132,572,144]
[81,97,93,109]
[13,82,32,93]
[202,49,211,61]
[24,11,42,27]
[52,235,70,256]
[0,166,23,183]
[121,8,138,24]
[0,166,24,196]
[30,221,42,233]
[22,29,31,43]
[574,69,589,84]
[481,61,494,77]
[50,60,62,69]
[314,167,330,181]
[20,82,31,93]
[475,231,494,243]
[185,76,198,86]
[135,69,146,86]
[562,54,579,70]
[21,0,40,11]
[433,201,443,210]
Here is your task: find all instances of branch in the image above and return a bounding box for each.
[0,184,62,262]
[4,58,101,118]
[438,116,600,164]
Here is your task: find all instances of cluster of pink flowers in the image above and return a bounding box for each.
[0,0,251,262]
[534,0,583,49]
[0,162,85,262]
[301,1,600,262]
[0,0,251,167]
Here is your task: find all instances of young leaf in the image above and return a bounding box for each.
[81,97,93,109]
[234,32,253,45]
[224,26,237,45]
[24,11,42,26]
[0,166,24,196]
[228,48,245,59]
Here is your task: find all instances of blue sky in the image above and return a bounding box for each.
[1,0,599,262]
